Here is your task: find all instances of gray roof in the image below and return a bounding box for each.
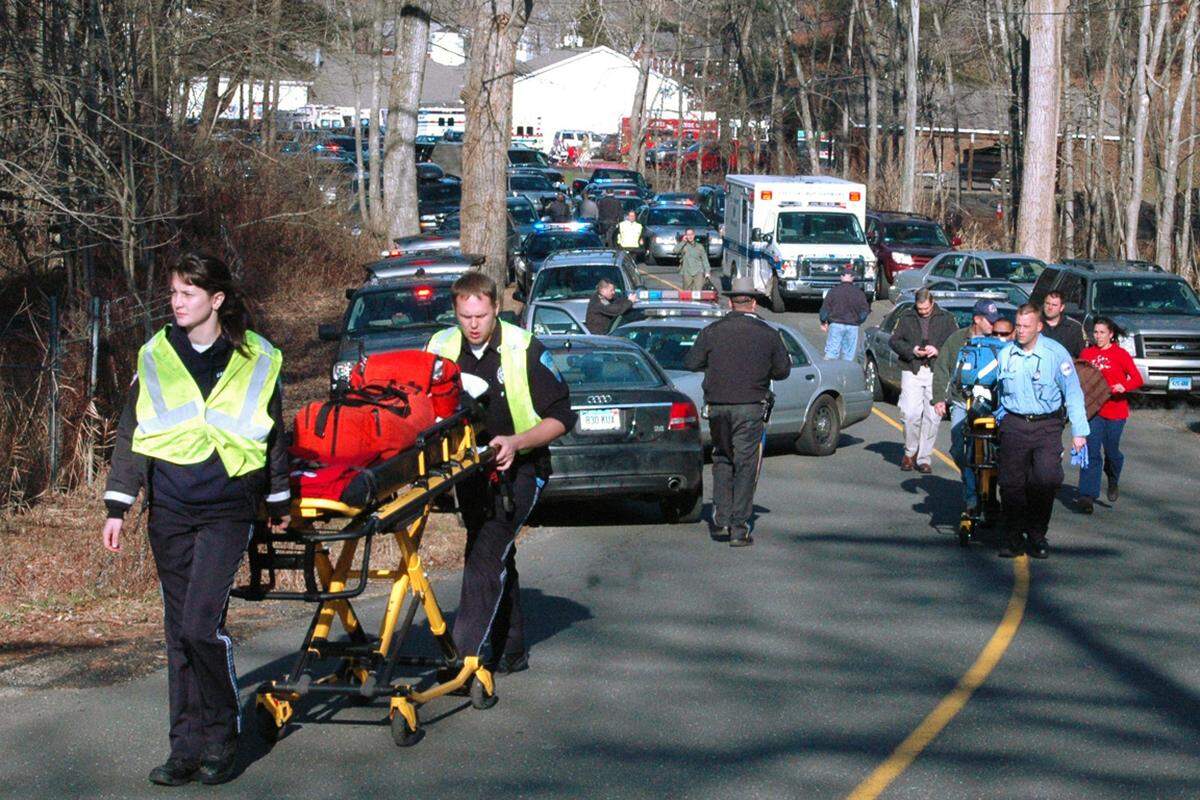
[310,54,467,109]
[516,48,591,76]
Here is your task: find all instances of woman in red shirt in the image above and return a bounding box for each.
[1076,317,1144,512]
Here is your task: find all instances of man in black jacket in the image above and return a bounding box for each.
[684,277,791,546]
[596,189,624,242]
[584,278,636,334]
[888,288,959,473]
[1041,291,1086,357]
[819,265,872,360]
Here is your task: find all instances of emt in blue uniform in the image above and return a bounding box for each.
[994,304,1089,559]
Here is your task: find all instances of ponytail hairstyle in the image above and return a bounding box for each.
[172,252,254,353]
[1090,315,1124,342]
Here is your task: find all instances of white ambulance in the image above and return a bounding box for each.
[723,175,877,308]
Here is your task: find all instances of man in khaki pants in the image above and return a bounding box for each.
[888,288,958,473]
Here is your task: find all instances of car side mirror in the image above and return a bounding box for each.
[512,288,526,303]
[317,322,340,341]
[499,310,518,324]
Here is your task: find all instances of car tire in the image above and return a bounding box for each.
[864,355,883,402]
[645,250,657,267]
[796,394,841,457]
[875,269,887,301]
[661,486,703,524]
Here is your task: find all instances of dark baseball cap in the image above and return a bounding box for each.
[973,299,1001,323]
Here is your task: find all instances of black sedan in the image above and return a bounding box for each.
[540,335,703,523]
[514,227,604,292]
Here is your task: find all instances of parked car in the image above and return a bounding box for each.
[362,252,484,282]
[318,275,459,388]
[537,335,703,522]
[417,180,462,231]
[866,211,956,297]
[661,141,723,174]
[650,192,697,206]
[645,141,687,168]
[513,227,605,292]
[861,294,1018,401]
[906,278,1030,307]
[637,204,723,266]
[613,318,873,454]
[1029,261,1200,395]
[574,168,652,198]
[517,249,643,321]
[695,184,726,229]
[890,250,1046,302]
[524,293,724,337]
[508,146,565,186]
[508,172,562,212]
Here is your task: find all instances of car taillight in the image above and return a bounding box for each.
[668,400,699,430]
[414,286,434,300]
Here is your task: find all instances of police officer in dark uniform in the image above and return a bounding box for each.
[995,303,1089,559]
[427,272,575,673]
[683,276,791,546]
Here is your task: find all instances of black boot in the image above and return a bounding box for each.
[1107,481,1119,503]
[148,757,198,787]
[1076,497,1094,514]
[196,740,238,785]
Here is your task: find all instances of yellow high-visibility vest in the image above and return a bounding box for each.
[131,328,282,477]
[426,321,542,435]
[617,220,644,249]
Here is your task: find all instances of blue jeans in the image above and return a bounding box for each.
[948,403,979,508]
[824,323,859,361]
[1078,416,1126,499]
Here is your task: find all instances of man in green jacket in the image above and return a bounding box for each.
[932,298,1002,513]
[678,228,710,291]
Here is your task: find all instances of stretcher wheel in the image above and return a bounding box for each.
[957,518,973,548]
[470,678,498,710]
[255,705,281,746]
[390,710,424,747]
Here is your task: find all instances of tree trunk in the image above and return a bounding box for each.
[1155,0,1198,268]
[899,0,919,211]
[626,12,654,171]
[383,2,432,241]
[461,0,532,290]
[1017,0,1066,260]
[1123,0,1169,258]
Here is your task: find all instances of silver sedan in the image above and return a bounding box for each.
[613,317,873,455]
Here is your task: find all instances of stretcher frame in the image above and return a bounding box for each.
[232,406,498,747]
[957,399,1000,547]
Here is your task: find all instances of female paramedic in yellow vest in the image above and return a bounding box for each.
[100,253,290,787]
[426,272,575,676]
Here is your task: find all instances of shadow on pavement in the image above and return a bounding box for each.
[865,440,905,467]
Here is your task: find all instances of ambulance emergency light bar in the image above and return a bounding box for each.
[633,289,718,302]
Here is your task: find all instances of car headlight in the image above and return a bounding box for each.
[331,360,354,385]
[655,235,676,245]
[892,252,914,266]
[710,236,723,247]
[1118,334,1138,357]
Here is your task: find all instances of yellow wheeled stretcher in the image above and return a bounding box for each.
[232,406,497,747]
[957,398,1000,547]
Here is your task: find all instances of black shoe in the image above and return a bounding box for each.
[1029,539,1049,559]
[711,526,731,542]
[196,742,237,786]
[148,757,198,786]
[1077,497,1094,515]
[1107,482,1119,503]
[494,652,529,675]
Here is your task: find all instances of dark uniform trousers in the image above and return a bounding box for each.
[147,507,252,761]
[454,460,543,663]
[709,403,764,535]
[997,414,1065,542]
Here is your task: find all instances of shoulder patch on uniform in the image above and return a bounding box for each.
[1060,361,1073,376]
[539,349,563,381]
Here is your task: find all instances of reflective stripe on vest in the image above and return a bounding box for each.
[131,328,282,477]
[426,321,542,435]
[616,220,643,249]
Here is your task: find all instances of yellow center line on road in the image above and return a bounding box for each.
[639,268,683,291]
[870,407,959,472]
[846,406,1031,800]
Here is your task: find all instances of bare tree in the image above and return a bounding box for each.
[460,0,534,289]
[1016,0,1068,259]
[383,2,433,240]
[899,0,918,211]
[1154,0,1198,269]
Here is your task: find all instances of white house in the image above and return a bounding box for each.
[513,46,690,152]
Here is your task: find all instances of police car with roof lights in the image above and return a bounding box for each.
[524,289,724,337]
[512,225,604,293]
[517,249,644,330]
[723,175,877,308]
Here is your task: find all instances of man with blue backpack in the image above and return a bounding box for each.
[933,299,1004,517]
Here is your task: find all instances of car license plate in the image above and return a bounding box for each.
[1167,376,1193,392]
[579,408,621,431]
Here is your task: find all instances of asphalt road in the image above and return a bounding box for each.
[2,263,1198,798]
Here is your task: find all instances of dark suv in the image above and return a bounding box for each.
[866,211,957,297]
[1030,262,1200,395]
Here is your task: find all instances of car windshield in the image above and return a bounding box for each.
[525,232,603,258]
[549,348,664,390]
[985,257,1044,282]
[509,149,549,166]
[419,183,461,203]
[507,201,538,225]
[510,175,552,191]
[1091,278,1200,315]
[645,208,708,227]
[882,222,949,246]
[533,265,626,300]
[775,212,866,245]
[346,287,457,334]
[616,326,701,371]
